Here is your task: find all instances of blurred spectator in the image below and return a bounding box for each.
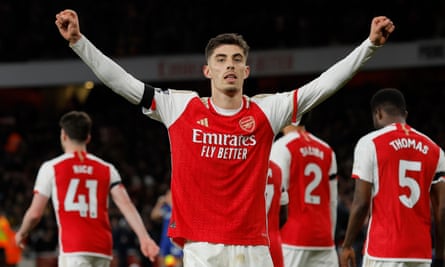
[151,188,183,267]
[0,211,21,267]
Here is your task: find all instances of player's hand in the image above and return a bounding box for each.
[339,246,357,267]
[368,16,395,46]
[140,237,160,262]
[55,9,82,45]
[15,231,27,249]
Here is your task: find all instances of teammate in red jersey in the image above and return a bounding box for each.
[15,111,159,267]
[339,88,445,267]
[55,9,394,267]
[266,158,288,267]
[270,118,339,267]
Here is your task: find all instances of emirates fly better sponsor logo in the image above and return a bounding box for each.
[192,128,257,160]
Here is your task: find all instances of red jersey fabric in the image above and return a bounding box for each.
[352,123,445,261]
[273,129,337,248]
[266,161,285,267]
[34,151,121,258]
[145,91,298,247]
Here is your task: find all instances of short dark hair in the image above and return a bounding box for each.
[205,33,250,61]
[59,111,92,142]
[370,88,407,116]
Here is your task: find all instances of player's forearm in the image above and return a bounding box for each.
[113,187,151,240]
[17,211,41,239]
[121,204,151,240]
[70,35,145,105]
[341,202,368,248]
[297,38,380,114]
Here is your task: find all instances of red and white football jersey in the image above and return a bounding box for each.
[266,160,287,267]
[352,123,445,261]
[145,92,298,247]
[34,151,121,258]
[272,129,337,249]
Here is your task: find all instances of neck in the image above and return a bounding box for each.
[283,124,305,135]
[64,144,87,154]
[211,92,243,110]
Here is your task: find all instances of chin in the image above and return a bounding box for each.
[223,87,240,93]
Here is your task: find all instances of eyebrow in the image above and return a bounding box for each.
[214,53,244,58]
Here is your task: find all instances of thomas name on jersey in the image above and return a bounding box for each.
[300,146,324,159]
[73,165,94,175]
[389,137,429,155]
[192,128,256,160]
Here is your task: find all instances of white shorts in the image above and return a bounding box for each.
[282,245,339,267]
[362,255,430,267]
[58,254,111,267]
[182,242,273,267]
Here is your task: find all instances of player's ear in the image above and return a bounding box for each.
[86,134,91,145]
[61,129,68,141]
[202,64,211,79]
[243,65,250,79]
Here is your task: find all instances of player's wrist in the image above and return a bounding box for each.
[340,244,353,250]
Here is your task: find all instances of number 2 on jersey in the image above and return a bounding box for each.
[304,162,322,204]
[64,178,98,218]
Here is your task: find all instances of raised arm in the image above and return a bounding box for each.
[295,16,395,117]
[55,9,149,106]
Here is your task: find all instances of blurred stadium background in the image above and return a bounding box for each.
[1,0,444,266]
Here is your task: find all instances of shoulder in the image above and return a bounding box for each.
[155,88,199,96]
[251,91,295,102]
[41,154,73,168]
[308,133,333,150]
[86,153,116,169]
[274,131,300,147]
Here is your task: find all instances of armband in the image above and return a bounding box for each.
[138,84,155,109]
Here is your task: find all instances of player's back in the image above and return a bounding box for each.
[361,123,441,259]
[280,130,335,248]
[48,151,115,257]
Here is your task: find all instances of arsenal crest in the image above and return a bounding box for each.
[239,116,256,133]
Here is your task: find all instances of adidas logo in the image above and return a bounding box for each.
[197,118,209,127]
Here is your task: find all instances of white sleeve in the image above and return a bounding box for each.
[142,89,198,127]
[296,39,379,118]
[329,150,338,239]
[34,161,55,198]
[352,135,376,183]
[70,35,145,105]
[251,91,297,135]
[269,137,292,192]
[433,148,445,184]
[109,165,122,185]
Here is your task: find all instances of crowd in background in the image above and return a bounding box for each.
[0,0,445,62]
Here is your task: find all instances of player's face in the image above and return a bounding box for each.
[203,44,250,95]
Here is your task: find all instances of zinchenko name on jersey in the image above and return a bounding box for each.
[389,137,429,155]
[192,129,256,160]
